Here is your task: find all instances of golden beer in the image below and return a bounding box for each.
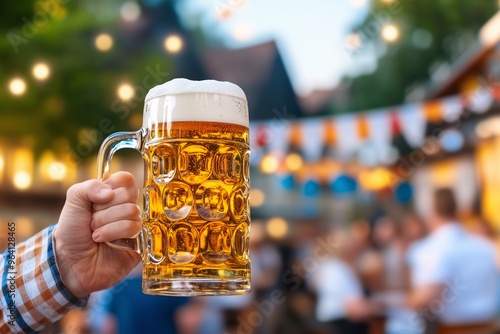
[97,78,252,295]
[142,121,251,294]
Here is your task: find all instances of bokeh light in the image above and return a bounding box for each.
[120,2,141,22]
[250,188,265,207]
[95,33,113,51]
[164,34,183,54]
[260,154,279,174]
[117,83,135,101]
[476,116,500,139]
[381,24,400,43]
[32,62,51,81]
[13,171,32,190]
[8,78,26,96]
[48,162,67,181]
[285,152,303,172]
[266,217,288,239]
[359,168,394,191]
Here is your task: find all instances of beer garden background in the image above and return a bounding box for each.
[1,0,500,331]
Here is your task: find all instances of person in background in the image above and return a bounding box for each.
[370,214,427,334]
[468,215,500,321]
[406,188,498,334]
[0,172,142,333]
[307,229,372,334]
[94,264,190,334]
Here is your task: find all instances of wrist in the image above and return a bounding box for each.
[53,227,89,299]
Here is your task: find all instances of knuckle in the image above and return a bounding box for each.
[125,203,140,217]
[66,182,80,199]
[126,187,139,202]
[132,204,141,217]
[118,171,135,186]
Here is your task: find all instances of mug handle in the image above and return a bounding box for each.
[96,128,147,255]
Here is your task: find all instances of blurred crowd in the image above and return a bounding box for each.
[53,188,500,334]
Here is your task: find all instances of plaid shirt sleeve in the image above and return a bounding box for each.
[0,225,88,333]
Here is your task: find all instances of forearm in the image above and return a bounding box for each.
[406,284,444,310]
[0,225,88,333]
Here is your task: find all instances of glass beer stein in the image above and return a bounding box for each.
[97,78,251,296]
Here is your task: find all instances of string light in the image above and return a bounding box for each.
[359,168,393,191]
[164,34,183,54]
[48,161,67,181]
[117,83,135,101]
[260,154,279,174]
[13,171,31,190]
[95,33,113,51]
[381,24,400,43]
[285,152,303,172]
[8,78,26,96]
[266,217,288,239]
[13,148,33,189]
[32,62,50,81]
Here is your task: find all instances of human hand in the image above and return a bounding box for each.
[53,172,142,298]
[345,297,377,321]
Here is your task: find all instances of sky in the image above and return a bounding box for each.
[176,0,373,96]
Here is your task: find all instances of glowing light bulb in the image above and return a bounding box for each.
[285,152,303,172]
[266,217,288,239]
[9,78,26,96]
[260,154,279,174]
[48,162,67,181]
[381,24,400,43]
[117,83,135,101]
[164,34,183,54]
[32,62,50,81]
[13,171,31,190]
[95,33,113,51]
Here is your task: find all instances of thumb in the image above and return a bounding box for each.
[66,179,115,207]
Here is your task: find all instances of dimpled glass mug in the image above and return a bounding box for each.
[97,78,251,296]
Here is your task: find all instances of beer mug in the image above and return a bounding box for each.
[97,79,251,296]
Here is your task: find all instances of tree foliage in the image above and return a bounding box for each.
[340,0,498,112]
[0,0,173,156]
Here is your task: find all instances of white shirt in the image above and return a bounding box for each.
[307,258,363,322]
[407,223,499,324]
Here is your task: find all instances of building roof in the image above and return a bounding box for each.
[422,11,500,99]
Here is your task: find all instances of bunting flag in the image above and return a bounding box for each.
[335,114,363,157]
[300,118,325,161]
[268,122,290,157]
[249,123,265,166]
[469,87,494,114]
[399,103,427,148]
[493,84,500,101]
[423,100,443,123]
[366,110,392,154]
[441,96,463,123]
[249,85,498,167]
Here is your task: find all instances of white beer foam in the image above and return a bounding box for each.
[146,78,246,101]
[145,78,249,127]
